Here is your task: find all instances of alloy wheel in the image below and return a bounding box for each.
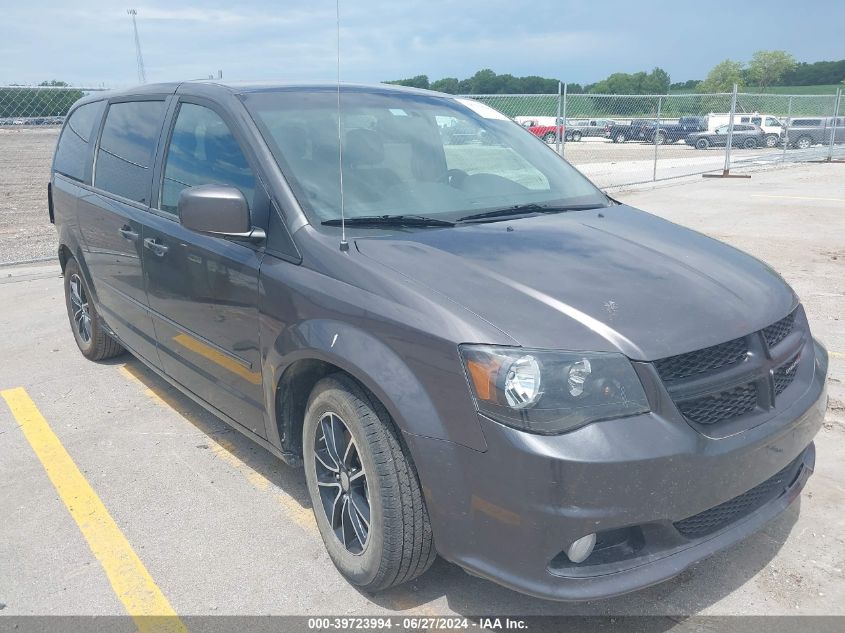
[69,273,92,344]
[313,412,371,555]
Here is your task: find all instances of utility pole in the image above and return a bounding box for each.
[127,9,147,84]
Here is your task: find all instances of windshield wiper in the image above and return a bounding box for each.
[456,203,604,223]
[322,214,455,227]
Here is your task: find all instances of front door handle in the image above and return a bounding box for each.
[119,226,139,241]
[143,237,169,257]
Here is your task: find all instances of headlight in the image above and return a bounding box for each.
[460,345,649,434]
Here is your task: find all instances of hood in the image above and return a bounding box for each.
[355,205,796,360]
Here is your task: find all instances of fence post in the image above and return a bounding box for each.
[828,87,842,162]
[723,84,738,175]
[782,95,793,163]
[652,95,662,181]
[555,82,562,155]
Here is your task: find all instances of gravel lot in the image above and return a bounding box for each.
[0,164,843,624]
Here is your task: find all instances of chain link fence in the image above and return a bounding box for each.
[0,83,842,263]
[462,86,844,189]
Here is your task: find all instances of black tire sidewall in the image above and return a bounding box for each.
[64,258,96,356]
[696,138,709,150]
[303,379,386,586]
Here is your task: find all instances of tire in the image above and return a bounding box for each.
[63,257,125,361]
[764,134,779,148]
[743,137,757,149]
[542,132,556,143]
[303,374,435,592]
[795,135,812,150]
[571,131,582,142]
[653,131,667,145]
[614,131,626,143]
[695,138,710,150]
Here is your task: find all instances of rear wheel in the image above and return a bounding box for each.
[303,374,435,591]
[614,131,626,143]
[63,257,124,361]
[743,137,758,149]
[653,131,667,145]
[542,132,556,143]
[571,131,582,142]
[695,138,710,150]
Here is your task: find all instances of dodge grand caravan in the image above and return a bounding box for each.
[49,81,828,601]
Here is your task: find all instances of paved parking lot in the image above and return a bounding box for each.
[1,164,844,623]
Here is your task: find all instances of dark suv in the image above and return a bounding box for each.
[50,82,828,601]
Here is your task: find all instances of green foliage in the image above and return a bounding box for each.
[697,59,745,93]
[386,69,568,94]
[588,67,671,95]
[747,50,796,90]
[781,59,845,86]
[384,75,430,89]
[670,79,701,91]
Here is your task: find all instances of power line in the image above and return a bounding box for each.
[127,9,147,84]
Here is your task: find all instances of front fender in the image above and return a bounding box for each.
[263,318,488,456]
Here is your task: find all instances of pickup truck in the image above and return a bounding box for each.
[519,118,565,143]
[607,119,656,143]
[563,119,614,141]
[640,116,709,144]
[607,117,708,144]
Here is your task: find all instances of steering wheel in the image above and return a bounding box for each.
[440,168,468,188]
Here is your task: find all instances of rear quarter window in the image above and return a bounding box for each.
[53,101,104,183]
[94,100,166,204]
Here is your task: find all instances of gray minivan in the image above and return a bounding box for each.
[50,81,828,601]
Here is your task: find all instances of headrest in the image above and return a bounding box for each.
[344,128,384,166]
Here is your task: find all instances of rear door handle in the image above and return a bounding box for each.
[119,226,139,241]
[143,237,169,257]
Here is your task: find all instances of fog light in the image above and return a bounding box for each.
[566,533,596,564]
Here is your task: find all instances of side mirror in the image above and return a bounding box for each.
[178,185,264,242]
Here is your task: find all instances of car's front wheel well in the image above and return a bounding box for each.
[58,244,72,272]
[275,358,417,471]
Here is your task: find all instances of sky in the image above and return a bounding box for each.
[2,0,844,88]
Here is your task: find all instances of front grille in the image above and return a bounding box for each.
[677,383,758,425]
[654,337,748,383]
[774,355,800,395]
[763,311,795,349]
[674,455,803,539]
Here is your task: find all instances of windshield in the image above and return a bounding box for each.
[243,87,606,223]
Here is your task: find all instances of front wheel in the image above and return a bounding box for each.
[303,374,435,592]
[614,131,626,143]
[653,131,667,145]
[571,131,582,142]
[63,257,124,361]
[695,138,710,150]
[795,136,813,150]
[764,134,779,148]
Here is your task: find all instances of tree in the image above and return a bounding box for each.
[385,75,430,89]
[430,77,459,94]
[747,50,796,91]
[697,60,745,93]
[588,67,670,95]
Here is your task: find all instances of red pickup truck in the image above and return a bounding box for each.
[519,118,565,143]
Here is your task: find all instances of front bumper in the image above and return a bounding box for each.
[406,343,827,601]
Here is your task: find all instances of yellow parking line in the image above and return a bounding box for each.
[119,362,315,531]
[831,351,845,359]
[750,194,845,203]
[1,387,186,633]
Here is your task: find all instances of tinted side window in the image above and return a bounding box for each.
[53,101,104,183]
[160,103,255,214]
[95,100,166,203]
